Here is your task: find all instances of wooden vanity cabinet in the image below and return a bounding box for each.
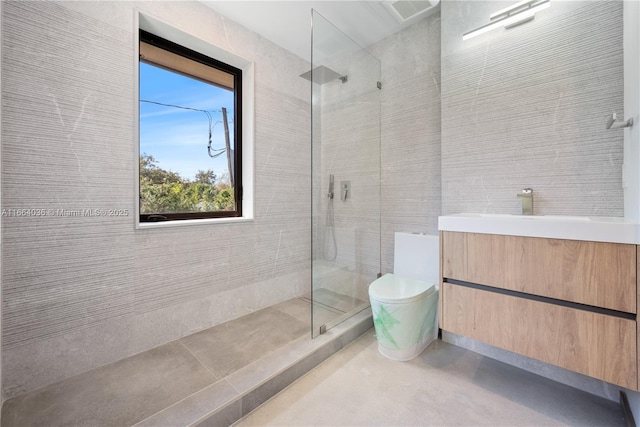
[440,231,638,390]
[442,232,635,313]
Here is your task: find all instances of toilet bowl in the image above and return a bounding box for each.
[369,232,439,361]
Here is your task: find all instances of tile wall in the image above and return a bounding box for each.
[370,14,442,274]
[441,1,624,216]
[1,0,310,399]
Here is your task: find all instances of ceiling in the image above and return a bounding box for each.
[201,1,440,62]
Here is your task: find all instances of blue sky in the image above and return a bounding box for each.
[139,62,235,182]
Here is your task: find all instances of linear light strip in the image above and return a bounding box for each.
[490,0,543,20]
[462,0,550,41]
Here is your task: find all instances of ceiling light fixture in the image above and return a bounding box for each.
[462,0,550,41]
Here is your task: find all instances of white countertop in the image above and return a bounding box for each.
[438,213,640,244]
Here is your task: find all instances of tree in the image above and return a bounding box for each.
[194,169,217,184]
[214,188,235,211]
[140,153,183,184]
[139,155,230,214]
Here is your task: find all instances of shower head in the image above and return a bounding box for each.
[300,65,347,85]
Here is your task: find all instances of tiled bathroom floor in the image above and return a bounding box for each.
[234,329,627,427]
[1,292,367,427]
[2,293,627,427]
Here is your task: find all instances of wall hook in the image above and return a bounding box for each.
[606,112,633,130]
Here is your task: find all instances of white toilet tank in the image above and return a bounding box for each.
[394,232,439,284]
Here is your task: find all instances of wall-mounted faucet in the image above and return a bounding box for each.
[517,188,533,215]
[340,180,350,201]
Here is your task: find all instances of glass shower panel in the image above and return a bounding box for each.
[310,10,381,338]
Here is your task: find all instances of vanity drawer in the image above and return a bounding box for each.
[442,232,636,313]
[441,283,637,389]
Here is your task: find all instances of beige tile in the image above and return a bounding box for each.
[233,335,625,427]
[0,299,368,427]
[311,305,344,330]
[135,379,240,427]
[299,289,369,331]
[226,310,373,396]
[180,307,308,380]
[312,288,366,314]
[1,341,216,427]
[271,298,312,326]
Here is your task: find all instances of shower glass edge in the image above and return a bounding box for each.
[310,9,381,338]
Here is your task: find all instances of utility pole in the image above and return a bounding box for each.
[222,107,234,187]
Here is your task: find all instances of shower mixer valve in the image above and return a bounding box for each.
[340,181,351,201]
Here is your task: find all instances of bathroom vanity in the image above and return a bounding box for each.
[438,214,640,391]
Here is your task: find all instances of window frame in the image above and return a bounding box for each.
[138,29,243,223]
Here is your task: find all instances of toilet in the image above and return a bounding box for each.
[369,232,439,361]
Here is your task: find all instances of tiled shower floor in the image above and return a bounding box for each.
[1,292,370,426]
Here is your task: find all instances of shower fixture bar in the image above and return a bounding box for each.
[463,0,550,41]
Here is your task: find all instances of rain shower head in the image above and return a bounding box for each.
[300,65,348,85]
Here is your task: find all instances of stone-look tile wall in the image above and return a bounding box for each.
[370,14,442,274]
[1,1,310,399]
[441,1,624,216]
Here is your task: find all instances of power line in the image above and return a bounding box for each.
[139,99,233,158]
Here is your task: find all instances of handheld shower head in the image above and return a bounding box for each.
[327,174,334,199]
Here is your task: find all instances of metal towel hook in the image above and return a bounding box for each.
[606,112,634,130]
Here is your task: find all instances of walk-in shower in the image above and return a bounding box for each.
[308,10,381,337]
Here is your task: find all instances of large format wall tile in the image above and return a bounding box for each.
[441,1,623,216]
[1,0,310,398]
[370,14,442,274]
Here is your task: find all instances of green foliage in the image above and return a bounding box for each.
[139,154,183,185]
[195,169,217,184]
[139,154,234,214]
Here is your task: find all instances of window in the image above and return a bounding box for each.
[138,30,242,222]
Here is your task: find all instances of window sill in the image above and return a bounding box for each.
[136,215,254,230]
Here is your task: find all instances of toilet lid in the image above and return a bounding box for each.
[369,273,436,304]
